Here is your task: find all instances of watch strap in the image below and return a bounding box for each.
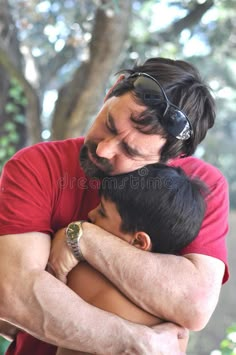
[66,221,86,261]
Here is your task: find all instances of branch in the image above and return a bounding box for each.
[152,0,214,43]
[39,43,77,91]
[171,0,214,33]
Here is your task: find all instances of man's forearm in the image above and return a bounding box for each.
[0,269,140,354]
[80,223,224,330]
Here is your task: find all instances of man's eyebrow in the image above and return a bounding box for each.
[108,112,144,157]
[121,140,143,157]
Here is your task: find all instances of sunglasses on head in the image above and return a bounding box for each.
[129,72,193,141]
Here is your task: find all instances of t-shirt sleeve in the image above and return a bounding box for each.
[0,153,53,236]
[180,174,229,283]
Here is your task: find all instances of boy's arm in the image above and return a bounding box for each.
[56,262,188,355]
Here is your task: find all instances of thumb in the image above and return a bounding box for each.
[152,322,186,337]
[177,327,188,340]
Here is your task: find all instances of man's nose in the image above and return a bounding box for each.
[96,137,119,160]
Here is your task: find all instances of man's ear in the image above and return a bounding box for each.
[132,231,152,251]
[104,74,126,102]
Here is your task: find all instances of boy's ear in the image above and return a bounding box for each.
[132,231,152,251]
[104,74,126,102]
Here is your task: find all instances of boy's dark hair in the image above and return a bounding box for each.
[108,57,215,162]
[100,163,208,254]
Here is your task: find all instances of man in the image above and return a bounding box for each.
[0,58,229,354]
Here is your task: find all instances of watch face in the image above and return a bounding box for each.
[67,223,80,240]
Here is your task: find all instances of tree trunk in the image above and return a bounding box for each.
[51,0,132,140]
[0,0,21,123]
[0,0,25,164]
[0,0,41,145]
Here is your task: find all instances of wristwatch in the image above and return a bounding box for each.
[66,221,85,261]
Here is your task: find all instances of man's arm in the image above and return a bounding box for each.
[67,262,161,327]
[81,223,224,330]
[0,232,185,355]
[49,223,224,331]
[56,262,188,355]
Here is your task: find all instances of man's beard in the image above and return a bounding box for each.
[79,141,113,178]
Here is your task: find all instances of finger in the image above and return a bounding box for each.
[56,273,67,284]
[47,262,68,283]
[46,263,56,276]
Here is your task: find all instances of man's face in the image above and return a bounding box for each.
[88,196,134,244]
[80,92,166,177]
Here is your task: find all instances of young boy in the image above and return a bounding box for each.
[56,163,207,355]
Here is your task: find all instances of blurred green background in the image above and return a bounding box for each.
[0,1,235,354]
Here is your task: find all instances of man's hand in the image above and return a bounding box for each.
[48,228,78,283]
[144,322,187,355]
[125,322,187,355]
[151,322,188,354]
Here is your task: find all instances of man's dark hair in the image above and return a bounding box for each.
[108,57,215,162]
[100,164,208,254]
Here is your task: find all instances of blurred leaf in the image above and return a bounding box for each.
[8,131,19,143]
[0,137,11,147]
[14,114,26,124]
[0,149,7,159]
[3,122,16,132]
[5,103,19,114]
[7,146,16,156]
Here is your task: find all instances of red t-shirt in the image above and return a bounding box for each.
[0,138,229,355]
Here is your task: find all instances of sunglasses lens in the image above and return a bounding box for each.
[133,76,164,103]
[164,106,191,140]
[133,76,162,93]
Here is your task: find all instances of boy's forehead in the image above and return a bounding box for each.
[101,196,121,218]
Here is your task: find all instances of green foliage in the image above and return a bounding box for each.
[210,324,236,355]
[0,336,10,355]
[0,78,27,171]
